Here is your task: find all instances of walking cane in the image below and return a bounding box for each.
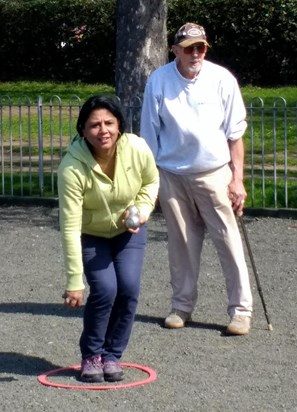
[238,215,273,331]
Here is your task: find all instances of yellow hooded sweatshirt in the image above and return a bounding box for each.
[57,133,159,291]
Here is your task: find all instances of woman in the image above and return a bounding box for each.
[58,95,159,383]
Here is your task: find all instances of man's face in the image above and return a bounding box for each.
[172,43,207,79]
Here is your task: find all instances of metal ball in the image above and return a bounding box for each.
[125,205,140,229]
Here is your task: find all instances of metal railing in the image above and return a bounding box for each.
[1,95,297,209]
[246,97,297,209]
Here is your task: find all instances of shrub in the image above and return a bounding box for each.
[167,0,297,86]
[0,0,116,83]
[0,0,296,86]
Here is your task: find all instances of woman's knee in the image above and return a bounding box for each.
[89,278,117,300]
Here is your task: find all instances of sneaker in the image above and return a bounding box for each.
[80,355,104,382]
[103,360,124,382]
[164,310,192,329]
[226,315,251,335]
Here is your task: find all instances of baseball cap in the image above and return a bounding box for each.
[174,23,209,47]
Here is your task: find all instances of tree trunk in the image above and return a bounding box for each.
[115,0,167,133]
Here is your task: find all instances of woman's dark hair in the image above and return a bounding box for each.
[76,95,126,137]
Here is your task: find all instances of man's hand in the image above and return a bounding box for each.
[228,180,247,217]
[228,138,246,216]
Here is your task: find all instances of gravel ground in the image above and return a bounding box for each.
[0,205,297,412]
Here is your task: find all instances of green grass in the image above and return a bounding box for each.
[245,177,297,209]
[0,81,115,154]
[0,81,115,104]
[1,81,297,105]
[242,85,297,107]
[1,81,297,208]
[1,172,56,197]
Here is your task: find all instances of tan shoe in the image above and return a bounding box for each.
[164,310,192,329]
[226,315,251,335]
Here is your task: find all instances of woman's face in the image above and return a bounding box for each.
[82,108,120,155]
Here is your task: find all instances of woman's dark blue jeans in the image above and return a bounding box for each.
[79,225,147,362]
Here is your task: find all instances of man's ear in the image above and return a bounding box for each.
[171,45,179,57]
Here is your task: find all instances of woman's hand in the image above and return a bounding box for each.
[128,214,147,233]
[62,290,84,308]
[122,209,147,233]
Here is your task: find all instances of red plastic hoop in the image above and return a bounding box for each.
[38,362,157,390]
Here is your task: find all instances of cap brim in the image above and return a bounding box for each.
[177,38,209,47]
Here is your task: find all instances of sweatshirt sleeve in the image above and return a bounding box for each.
[140,78,161,159]
[57,157,86,291]
[222,75,247,141]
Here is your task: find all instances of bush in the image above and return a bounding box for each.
[0,0,116,83]
[0,0,296,86]
[167,0,297,86]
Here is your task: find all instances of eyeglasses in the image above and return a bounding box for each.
[183,44,207,54]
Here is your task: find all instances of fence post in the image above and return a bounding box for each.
[37,95,44,196]
[273,97,288,208]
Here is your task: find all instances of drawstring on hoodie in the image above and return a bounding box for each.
[89,168,119,230]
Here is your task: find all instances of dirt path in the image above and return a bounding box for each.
[0,205,296,412]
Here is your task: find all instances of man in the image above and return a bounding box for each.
[140,22,253,335]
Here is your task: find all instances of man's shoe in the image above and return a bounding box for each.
[103,360,124,382]
[164,310,192,329]
[226,315,251,335]
[80,355,104,382]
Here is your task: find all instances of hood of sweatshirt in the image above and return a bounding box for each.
[66,133,133,173]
